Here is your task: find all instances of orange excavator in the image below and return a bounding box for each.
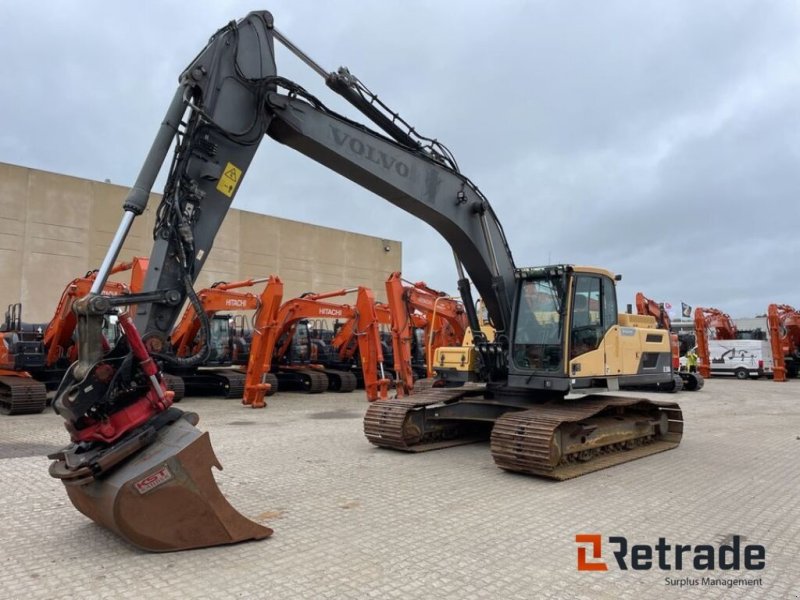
[694,307,738,378]
[384,272,468,395]
[767,304,800,381]
[0,304,48,414]
[633,292,703,392]
[0,258,158,414]
[38,259,149,386]
[168,276,282,398]
[331,302,427,394]
[243,286,389,407]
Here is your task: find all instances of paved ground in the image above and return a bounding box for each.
[1,378,798,599]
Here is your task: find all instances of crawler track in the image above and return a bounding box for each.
[490,396,683,480]
[0,376,48,415]
[276,368,328,394]
[323,369,357,393]
[162,374,185,402]
[220,372,246,399]
[364,387,487,451]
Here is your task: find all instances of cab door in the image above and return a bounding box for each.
[568,274,618,377]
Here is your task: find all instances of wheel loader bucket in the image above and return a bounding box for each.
[51,417,272,552]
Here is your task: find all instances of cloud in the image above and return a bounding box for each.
[1,0,798,317]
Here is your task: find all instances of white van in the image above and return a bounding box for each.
[682,340,773,380]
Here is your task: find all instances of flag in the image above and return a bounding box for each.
[681,302,692,318]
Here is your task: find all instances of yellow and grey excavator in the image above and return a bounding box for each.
[48,11,682,552]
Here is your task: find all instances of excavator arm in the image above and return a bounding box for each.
[384,272,468,391]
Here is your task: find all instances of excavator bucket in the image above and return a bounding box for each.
[50,416,272,552]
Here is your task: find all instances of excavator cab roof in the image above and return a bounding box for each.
[513,265,619,281]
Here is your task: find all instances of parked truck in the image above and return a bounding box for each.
[682,340,773,379]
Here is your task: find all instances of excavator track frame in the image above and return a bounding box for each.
[161,373,185,402]
[178,370,247,399]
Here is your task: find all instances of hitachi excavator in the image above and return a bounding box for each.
[0,257,174,414]
[242,286,389,407]
[0,304,47,414]
[767,304,800,381]
[168,277,280,397]
[383,272,468,394]
[328,300,421,391]
[693,307,738,378]
[48,11,683,552]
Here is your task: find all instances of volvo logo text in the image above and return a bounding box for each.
[330,126,410,178]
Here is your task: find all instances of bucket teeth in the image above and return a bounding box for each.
[51,417,272,552]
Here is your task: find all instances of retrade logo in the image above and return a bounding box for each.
[575,534,765,572]
[575,534,608,571]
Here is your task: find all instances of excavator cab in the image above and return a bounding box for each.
[205,316,234,366]
[1,303,47,371]
[507,266,675,392]
[284,321,312,365]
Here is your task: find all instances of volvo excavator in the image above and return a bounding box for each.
[48,11,683,552]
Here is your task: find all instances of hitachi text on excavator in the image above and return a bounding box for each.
[49,10,683,552]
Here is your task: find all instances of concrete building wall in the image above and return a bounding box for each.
[0,162,401,322]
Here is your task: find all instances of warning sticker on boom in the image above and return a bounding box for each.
[216,161,242,198]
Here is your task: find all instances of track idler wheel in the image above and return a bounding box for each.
[50,416,271,552]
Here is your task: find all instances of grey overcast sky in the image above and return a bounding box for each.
[2,1,799,318]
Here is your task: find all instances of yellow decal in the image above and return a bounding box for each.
[216,161,242,198]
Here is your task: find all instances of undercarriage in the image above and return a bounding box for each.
[364,387,683,479]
